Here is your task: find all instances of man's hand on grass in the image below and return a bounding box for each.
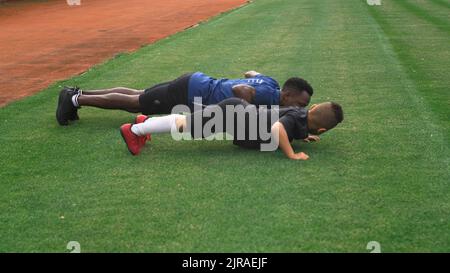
[303,134,320,143]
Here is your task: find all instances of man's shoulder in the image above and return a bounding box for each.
[255,74,280,86]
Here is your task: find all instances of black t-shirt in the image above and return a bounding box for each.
[277,107,309,141]
[233,107,309,149]
[187,98,309,149]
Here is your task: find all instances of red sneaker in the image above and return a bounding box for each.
[135,115,152,143]
[135,114,148,124]
[120,123,142,155]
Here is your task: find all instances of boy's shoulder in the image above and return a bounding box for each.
[279,106,308,118]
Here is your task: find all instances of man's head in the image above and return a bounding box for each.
[307,102,344,135]
[280,77,313,107]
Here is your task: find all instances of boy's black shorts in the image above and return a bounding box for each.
[139,73,193,115]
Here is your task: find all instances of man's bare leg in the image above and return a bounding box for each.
[56,86,144,126]
[81,87,144,95]
[77,93,141,113]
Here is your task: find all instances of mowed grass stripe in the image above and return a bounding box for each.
[420,0,450,18]
[429,0,450,10]
[368,1,450,141]
[413,0,450,25]
[330,1,450,251]
[365,1,449,251]
[364,3,449,163]
[392,0,450,33]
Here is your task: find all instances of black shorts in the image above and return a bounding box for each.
[139,73,193,115]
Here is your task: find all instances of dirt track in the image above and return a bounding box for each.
[0,0,247,106]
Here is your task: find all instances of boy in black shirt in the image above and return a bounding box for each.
[120,98,343,160]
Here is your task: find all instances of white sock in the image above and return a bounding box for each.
[131,114,184,136]
[71,94,80,107]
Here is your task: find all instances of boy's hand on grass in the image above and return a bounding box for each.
[303,134,320,143]
[289,152,309,160]
[272,122,309,161]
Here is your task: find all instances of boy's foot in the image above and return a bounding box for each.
[56,87,80,125]
[135,114,148,124]
[120,123,142,155]
[135,115,152,143]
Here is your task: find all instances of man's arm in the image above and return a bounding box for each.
[271,121,309,160]
[244,70,261,78]
[232,84,256,103]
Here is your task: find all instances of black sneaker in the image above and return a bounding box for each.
[69,111,80,121]
[56,87,78,126]
[67,87,81,121]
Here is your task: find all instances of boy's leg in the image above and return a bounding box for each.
[120,114,185,155]
[120,98,247,155]
[130,114,185,136]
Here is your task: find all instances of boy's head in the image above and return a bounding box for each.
[307,102,344,135]
[280,77,313,107]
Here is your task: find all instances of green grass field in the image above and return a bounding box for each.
[0,0,449,252]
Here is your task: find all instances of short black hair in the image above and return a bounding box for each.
[282,77,314,96]
[331,102,344,124]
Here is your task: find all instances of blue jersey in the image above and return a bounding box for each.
[187,72,280,107]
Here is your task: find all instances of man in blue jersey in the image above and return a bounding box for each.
[56,71,313,126]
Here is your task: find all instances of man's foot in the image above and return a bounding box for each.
[120,123,142,155]
[135,115,151,144]
[69,112,80,121]
[67,87,82,121]
[55,87,80,125]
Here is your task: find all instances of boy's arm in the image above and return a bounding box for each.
[244,70,261,78]
[271,121,309,160]
[232,84,256,103]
